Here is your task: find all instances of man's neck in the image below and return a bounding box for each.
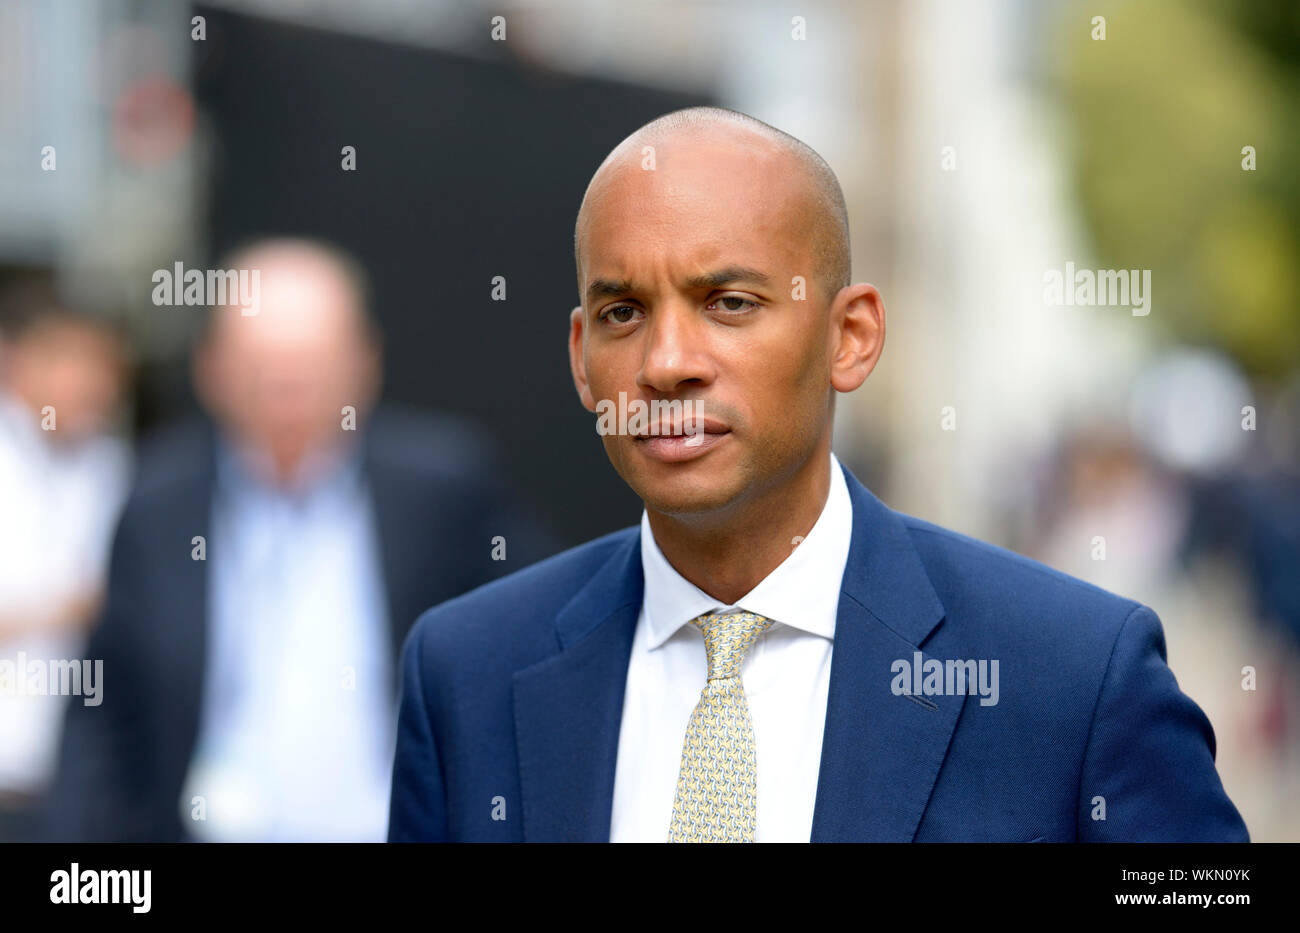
[645,445,834,606]
[220,431,359,496]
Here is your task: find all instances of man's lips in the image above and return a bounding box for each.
[632,419,731,463]
[630,417,730,438]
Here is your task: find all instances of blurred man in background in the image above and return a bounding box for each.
[0,280,131,842]
[45,237,551,841]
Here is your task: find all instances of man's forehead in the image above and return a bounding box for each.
[580,191,813,295]
[580,161,811,262]
[574,120,838,298]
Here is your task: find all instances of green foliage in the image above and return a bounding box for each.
[1057,0,1300,376]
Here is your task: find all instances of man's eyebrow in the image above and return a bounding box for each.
[684,266,772,290]
[585,266,772,304]
[586,278,637,303]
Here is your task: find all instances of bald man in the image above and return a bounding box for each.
[388,107,1247,842]
[44,238,553,842]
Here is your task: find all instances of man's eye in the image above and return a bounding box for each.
[599,306,641,324]
[708,295,760,313]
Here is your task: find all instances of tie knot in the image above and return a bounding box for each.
[692,610,773,681]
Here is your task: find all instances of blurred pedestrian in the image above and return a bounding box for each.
[0,279,130,842]
[45,239,552,841]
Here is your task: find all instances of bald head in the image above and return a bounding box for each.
[203,238,375,346]
[574,106,851,303]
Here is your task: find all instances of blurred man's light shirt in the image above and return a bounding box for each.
[181,436,393,841]
[0,391,129,794]
[610,451,851,842]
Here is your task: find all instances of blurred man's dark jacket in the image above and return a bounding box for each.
[41,404,553,842]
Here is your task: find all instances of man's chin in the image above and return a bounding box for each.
[606,436,749,514]
[626,467,748,518]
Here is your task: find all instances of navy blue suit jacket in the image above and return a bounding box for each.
[388,460,1249,842]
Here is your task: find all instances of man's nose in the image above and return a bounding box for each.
[636,304,714,393]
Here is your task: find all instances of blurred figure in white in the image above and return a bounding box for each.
[0,278,130,841]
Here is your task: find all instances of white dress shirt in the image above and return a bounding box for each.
[609,452,854,842]
[0,392,129,794]
[180,438,394,841]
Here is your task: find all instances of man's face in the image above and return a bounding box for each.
[6,321,123,442]
[196,252,378,473]
[571,130,838,518]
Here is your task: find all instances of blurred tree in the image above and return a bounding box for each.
[1057,0,1300,377]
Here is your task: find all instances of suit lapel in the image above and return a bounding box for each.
[810,464,962,842]
[362,426,414,674]
[169,422,218,779]
[513,530,642,842]
[509,462,961,842]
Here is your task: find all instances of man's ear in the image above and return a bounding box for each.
[829,283,886,394]
[568,305,597,412]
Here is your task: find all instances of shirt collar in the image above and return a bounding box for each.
[214,430,365,504]
[639,451,854,649]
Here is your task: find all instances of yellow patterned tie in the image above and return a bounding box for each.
[668,609,774,842]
